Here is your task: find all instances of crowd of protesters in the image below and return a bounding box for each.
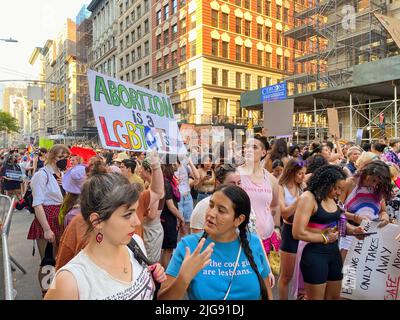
[1,133,400,300]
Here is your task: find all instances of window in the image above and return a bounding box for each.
[257,76,263,88]
[156,11,162,25]
[144,19,149,34]
[284,36,288,47]
[120,40,123,51]
[181,19,187,33]
[126,54,130,65]
[212,68,218,85]
[172,24,178,40]
[257,0,262,13]
[126,73,130,82]
[245,74,251,90]
[235,0,241,5]
[181,72,186,89]
[138,66,142,79]
[235,72,241,89]
[137,25,142,38]
[131,10,135,23]
[283,8,289,23]
[265,77,271,86]
[277,30,282,45]
[157,82,162,92]
[145,0,149,12]
[164,4,169,20]
[126,35,130,46]
[172,50,178,66]
[222,42,228,58]
[120,4,123,15]
[235,18,242,34]
[212,98,227,118]
[164,54,169,69]
[257,50,263,64]
[244,0,250,9]
[190,40,196,57]
[277,55,282,69]
[245,21,251,36]
[132,70,136,81]
[144,41,149,55]
[245,47,251,63]
[157,34,162,49]
[257,25,263,39]
[276,5,281,20]
[265,27,271,42]
[222,69,228,86]
[212,39,219,56]
[131,30,135,43]
[190,69,196,86]
[165,80,170,95]
[284,57,289,70]
[212,10,218,27]
[157,59,162,72]
[265,1,270,16]
[222,13,228,30]
[236,45,242,61]
[137,5,141,19]
[190,14,196,29]
[131,50,136,62]
[120,58,124,71]
[145,62,149,76]
[137,46,142,59]
[265,52,271,67]
[172,76,178,92]
[164,30,169,45]
[172,0,178,14]
[181,45,186,60]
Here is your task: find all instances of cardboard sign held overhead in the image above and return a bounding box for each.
[263,99,294,137]
[327,108,340,138]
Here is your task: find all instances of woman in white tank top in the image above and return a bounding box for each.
[277,159,306,300]
[45,172,166,300]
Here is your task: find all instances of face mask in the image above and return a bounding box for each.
[56,158,68,171]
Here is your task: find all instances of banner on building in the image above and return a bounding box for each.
[87,70,186,154]
[263,99,294,137]
[341,220,400,300]
[374,13,400,49]
[327,108,340,138]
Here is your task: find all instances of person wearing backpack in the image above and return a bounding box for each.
[1,154,23,200]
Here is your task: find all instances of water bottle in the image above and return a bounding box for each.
[338,213,347,237]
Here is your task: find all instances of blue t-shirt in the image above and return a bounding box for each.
[166,232,270,300]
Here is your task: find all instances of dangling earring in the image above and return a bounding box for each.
[96,232,103,244]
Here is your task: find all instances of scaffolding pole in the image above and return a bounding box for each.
[314,98,317,138]
[350,93,353,141]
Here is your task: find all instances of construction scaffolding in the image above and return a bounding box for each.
[282,0,400,142]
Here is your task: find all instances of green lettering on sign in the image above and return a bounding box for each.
[108,80,121,106]
[153,96,165,117]
[118,84,132,108]
[94,76,111,104]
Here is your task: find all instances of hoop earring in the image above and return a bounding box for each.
[96,232,103,244]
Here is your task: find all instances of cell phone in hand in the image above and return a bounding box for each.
[207,170,212,177]
[352,232,377,237]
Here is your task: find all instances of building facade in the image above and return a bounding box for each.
[88,0,118,78]
[151,0,298,127]
[117,0,152,88]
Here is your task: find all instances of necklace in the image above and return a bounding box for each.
[85,249,129,274]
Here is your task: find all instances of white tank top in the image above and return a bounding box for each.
[283,186,300,207]
[57,235,155,300]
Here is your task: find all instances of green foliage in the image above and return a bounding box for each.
[0,111,20,133]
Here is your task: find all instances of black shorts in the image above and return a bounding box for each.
[160,211,178,249]
[280,223,299,254]
[300,242,343,285]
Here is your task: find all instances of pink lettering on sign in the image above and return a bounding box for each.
[384,274,400,300]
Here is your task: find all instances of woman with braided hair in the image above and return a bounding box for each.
[158,185,273,300]
[292,165,366,300]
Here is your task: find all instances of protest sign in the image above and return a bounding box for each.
[263,99,294,137]
[341,220,400,300]
[5,170,23,181]
[39,138,54,150]
[87,70,186,154]
[327,108,340,138]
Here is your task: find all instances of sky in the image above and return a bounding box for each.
[0,0,89,85]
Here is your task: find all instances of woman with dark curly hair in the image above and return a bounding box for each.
[292,165,366,300]
[264,138,289,173]
[304,154,328,183]
[339,160,392,260]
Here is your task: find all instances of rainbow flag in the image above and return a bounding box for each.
[27,145,33,154]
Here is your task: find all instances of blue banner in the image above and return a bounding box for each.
[261,81,287,102]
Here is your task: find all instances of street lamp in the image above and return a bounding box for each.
[0,37,18,43]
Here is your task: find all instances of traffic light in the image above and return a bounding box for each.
[59,87,65,103]
[50,88,56,102]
